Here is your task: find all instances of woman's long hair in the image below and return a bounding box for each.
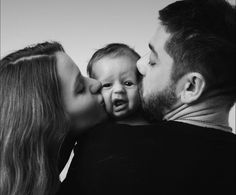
[0,42,69,195]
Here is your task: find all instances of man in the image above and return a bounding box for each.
[137,0,235,131]
[58,0,235,194]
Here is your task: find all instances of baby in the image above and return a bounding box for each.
[87,43,148,125]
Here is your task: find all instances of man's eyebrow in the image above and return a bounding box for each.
[149,43,158,57]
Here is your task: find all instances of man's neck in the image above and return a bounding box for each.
[164,96,233,132]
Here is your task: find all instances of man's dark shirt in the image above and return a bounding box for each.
[58,121,236,195]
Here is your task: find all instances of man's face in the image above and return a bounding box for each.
[137,24,178,120]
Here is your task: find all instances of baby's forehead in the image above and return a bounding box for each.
[91,54,139,79]
[105,53,137,61]
[101,55,137,69]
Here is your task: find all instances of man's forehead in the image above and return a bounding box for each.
[150,24,170,49]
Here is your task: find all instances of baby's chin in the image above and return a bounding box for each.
[110,109,132,120]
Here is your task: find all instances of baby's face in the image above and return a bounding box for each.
[92,56,140,119]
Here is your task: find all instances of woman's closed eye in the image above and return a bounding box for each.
[75,83,85,94]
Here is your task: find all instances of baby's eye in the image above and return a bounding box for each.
[124,81,134,86]
[102,83,112,88]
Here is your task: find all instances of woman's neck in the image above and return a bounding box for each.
[164,95,233,132]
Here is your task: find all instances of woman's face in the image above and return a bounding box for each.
[56,52,107,131]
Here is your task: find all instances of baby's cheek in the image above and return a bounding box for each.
[101,91,112,112]
[101,91,109,103]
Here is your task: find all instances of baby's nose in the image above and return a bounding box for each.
[113,83,125,94]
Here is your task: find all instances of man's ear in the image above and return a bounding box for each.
[179,73,206,104]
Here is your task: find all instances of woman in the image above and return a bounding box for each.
[0,41,107,195]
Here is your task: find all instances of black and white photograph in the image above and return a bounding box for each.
[1,0,235,194]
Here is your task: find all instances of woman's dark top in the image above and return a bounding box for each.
[58,121,236,195]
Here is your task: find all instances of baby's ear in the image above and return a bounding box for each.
[179,72,206,104]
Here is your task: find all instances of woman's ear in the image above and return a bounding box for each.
[179,72,206,104]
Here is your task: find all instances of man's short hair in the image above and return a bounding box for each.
[159,0,235,100]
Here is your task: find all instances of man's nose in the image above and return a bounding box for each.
[137,52,149,75]
[89,78,102,94]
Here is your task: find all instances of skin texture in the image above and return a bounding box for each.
[92,56,140,119]
[56,52,107,131]
[137,24,178,120]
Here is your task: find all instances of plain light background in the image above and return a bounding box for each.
[1,0,235,181]
[1,0,235,132]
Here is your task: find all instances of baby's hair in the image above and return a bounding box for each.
[87,43,140,78]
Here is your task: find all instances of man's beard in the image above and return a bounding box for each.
[139,81,178,122]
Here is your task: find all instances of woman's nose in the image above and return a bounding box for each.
[89,78,102,94]
[136,52,149,76]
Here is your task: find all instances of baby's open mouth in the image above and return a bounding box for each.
[113,99,127,111]
[114,99,126,107]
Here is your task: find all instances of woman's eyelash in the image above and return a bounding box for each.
[75,84,84,94]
